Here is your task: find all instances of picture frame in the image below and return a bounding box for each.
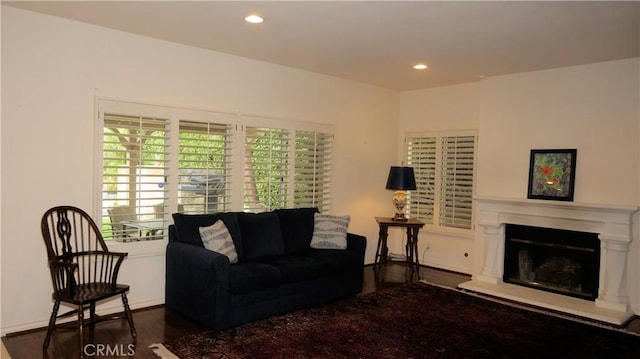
[527,149,577,201]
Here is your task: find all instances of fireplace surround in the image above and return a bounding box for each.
[459,196,638,325]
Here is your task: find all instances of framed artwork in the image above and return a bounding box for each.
[527,149,577,201]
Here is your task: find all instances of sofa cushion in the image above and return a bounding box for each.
[274,208,319,253]
[199,220,238,264]
[300,248,362,274]
[257,255,326,283]
[310,213,351,250]
[237,212,285,261]
[229,262,282,294]
[172,212,243,259]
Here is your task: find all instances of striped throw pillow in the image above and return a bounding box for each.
[199,220,238,263]
[310,213,350,250]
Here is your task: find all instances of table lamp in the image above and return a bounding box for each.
[385,166,417,221]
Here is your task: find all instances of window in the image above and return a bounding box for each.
[406,136,437,224]
[294,129,332,212]
[99,101,170,241]
[243,120,291,212]
[406,131,477,232]
[241,117,334,213]
[97,99,333,241]
[178,112,235,214]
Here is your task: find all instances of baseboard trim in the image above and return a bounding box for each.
[1,298,165,337]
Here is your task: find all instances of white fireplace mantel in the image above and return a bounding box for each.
[459,196,639,325]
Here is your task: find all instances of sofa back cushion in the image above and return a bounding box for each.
[172,212,243,259]
[237,212,284,261]
[274,208,319,253]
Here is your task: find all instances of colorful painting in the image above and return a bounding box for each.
[527,149,577,201]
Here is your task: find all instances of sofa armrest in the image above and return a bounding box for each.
[165,241,231,329]
[346,232,367,258]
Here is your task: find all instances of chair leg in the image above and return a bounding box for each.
[78,304,85,358]
[89,303,96,331]
[121,293,137,338]
[87,303,96,344]
[43,300,60,351]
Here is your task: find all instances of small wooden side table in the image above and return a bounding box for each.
[374,217,425,276]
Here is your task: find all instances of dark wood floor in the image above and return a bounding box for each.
[3,264,638,358]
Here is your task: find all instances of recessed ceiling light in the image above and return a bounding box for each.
[413,64,428,70]
[245,14,264,24]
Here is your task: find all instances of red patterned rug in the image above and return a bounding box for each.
[154,282,640,358]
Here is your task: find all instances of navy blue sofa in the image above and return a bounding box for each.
[165,208,366,330]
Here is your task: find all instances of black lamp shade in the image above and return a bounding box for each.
[385,166,417,190]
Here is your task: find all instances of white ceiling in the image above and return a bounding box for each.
[4,1,639,91]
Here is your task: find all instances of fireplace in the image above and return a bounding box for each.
[459,196,638,325]
[503,224,600,301]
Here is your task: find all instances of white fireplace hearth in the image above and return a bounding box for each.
[459,196,639,325]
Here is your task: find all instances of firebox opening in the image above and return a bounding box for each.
[503,224,600,301]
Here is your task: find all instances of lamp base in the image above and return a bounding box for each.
[392,191,409,221]
[392,213,408,221]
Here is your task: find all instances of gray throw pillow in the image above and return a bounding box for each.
[310,213,350,250]
[199,220,238,263]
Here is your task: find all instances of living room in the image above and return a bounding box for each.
[2,1,639,357]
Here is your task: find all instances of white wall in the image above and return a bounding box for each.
[474,58,640,312]
[0,7,398,334]
[476,59,639,205]
[0,4,3,339]
[398,58,640,312]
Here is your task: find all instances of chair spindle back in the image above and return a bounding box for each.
[41,206,120,293]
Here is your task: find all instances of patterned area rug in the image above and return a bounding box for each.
[153,282,640,358]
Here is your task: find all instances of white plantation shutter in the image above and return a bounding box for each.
[406,131,477,232]
[439,135,476,229]
[407,136,437,224]
[294,129,333,212]
[178,114,235,214]
[98,100,334,242]
[243,120,291,212]
[101,108,170,241]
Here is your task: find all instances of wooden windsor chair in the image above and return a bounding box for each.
[41,206,137,357]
